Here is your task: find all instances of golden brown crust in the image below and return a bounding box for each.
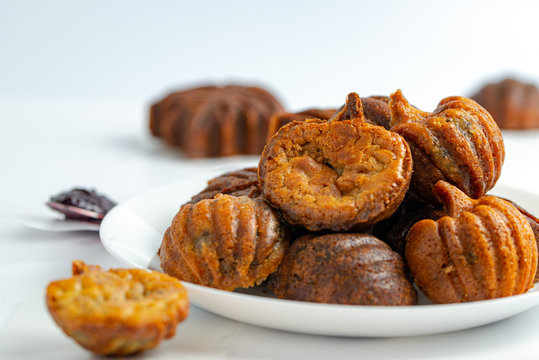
[471,78,539,129]
[160,194,289,291]
[390,90,505,203]
[498,197,539,282]
[150,85,284,157]
[270,233,417,305]
[259,93,412,231]
[405,181,537,304]
[187,167,261,204]
[46,261,189,356]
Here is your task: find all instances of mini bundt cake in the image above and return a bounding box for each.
[406,181,538,304]
[160,194,289,291]
[270,233,417,305]
[471,78,539,129]
[150,85,284,157]
[389,89,505,203]
[259,92,412,231]
[187,167,261,205]
[46,261,189,356]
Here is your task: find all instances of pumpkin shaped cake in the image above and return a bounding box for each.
[259,93,412,231]
[160,194,289,291]
[406,181,537,304]
[270,233,417,305]
[389,90,504,203]
[46,261,189,356]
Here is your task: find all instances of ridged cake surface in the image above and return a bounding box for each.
[150,85,284,157]
[390,89,504,203]
[406,181,537,303]
[160,194,288,291]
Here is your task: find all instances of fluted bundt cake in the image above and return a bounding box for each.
[187,167,261,205]
[270,233,417,305]
[389,89,505,203]
[259,92,412,231]
[471,78,539,129]
[406,181,537,304]
[46,260,189,356]
[160,194,289,291]
[150,85,284,157]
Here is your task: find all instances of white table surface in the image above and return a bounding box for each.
[1,99,539,360]
[3,0,539,358]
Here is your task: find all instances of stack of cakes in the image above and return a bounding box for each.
[158,89,539,305]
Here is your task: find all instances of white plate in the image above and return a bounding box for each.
[100,177,539,337]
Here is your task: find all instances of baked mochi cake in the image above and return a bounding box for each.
[160,194,289,291]
[259,92,412,231]
[389,90,504,203]
[406,181,537,304]
[46,261,189,356]
[270,233,417,305]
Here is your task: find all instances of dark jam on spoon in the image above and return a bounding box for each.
[47,188,116,223]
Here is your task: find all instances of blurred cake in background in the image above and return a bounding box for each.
[471,78,539,129]
[150,85,284,158]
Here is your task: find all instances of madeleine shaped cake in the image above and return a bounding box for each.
[149,85,284,158]
[270,233,417,305]
[46,261,189,356]
[389,90,505,203]
[406,181,537,304]
[259,92,412,231]
[160,194,289,291]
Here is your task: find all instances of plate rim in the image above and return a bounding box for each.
[99,178,539,336]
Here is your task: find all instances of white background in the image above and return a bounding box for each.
[2,0,539,109]
[2,1,539,359]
